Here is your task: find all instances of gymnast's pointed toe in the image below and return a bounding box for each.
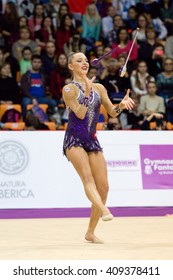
[102,213,114,221]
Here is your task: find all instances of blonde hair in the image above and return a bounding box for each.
[67,52,75,64]
[84,3,101,25]
[67,52,86,64]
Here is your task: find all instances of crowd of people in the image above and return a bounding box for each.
[0,0,173,131]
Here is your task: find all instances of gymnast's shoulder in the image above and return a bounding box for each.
[92,82,106,93]
[62,83,76,95]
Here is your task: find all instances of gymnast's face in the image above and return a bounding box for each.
[68,53,89,76]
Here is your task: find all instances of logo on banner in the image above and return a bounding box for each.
[0,141,29,175]
[140,145,173,189]
[0,141,34,200]
[107,159,138,170]
[145,165,153,175]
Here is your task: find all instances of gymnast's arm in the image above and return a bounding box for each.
[62,84,89,120]
[97,84,134,117]
[97,84,125,117]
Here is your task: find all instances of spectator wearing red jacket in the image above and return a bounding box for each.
[50,53,71,103]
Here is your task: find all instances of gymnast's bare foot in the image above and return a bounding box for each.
[85,232,104,244]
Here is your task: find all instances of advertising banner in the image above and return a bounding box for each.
[140,145,173,189]
[0,131,173,209]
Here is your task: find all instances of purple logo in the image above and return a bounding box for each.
[140,145,173,189]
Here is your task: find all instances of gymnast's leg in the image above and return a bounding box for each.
[66,147,112,219]
[85,151,109,243]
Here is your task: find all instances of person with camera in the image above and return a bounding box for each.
[63,32,86,56]
[149,45,165,77]
[140,112,167,130]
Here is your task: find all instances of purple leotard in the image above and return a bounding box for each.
[63,82,102,156]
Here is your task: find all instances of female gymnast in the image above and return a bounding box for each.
[62,52,135,243]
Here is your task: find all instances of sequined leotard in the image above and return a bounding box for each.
[63,82,102,156]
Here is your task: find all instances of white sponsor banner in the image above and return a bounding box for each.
[0,131,173,209]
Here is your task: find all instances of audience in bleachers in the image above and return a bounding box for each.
[0,0,173,130]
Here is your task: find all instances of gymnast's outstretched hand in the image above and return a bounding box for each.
[121,89,135,110]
